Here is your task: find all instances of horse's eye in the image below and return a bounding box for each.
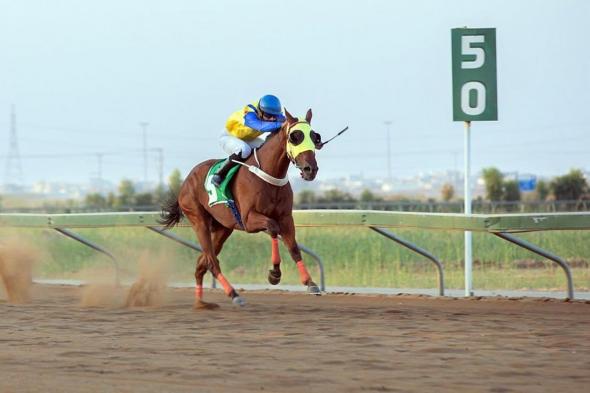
[289,130,304,145]
[310,131,322,145]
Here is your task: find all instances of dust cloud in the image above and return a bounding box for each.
[78,251,170,308]
[125,252,169,307]
[0,239,38,303]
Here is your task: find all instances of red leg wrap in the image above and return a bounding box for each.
[195,285,203,299]
[216,273,233,296]
[271,237,281,265]
[296,260,311,284]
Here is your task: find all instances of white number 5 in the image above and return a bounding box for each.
[461,35,485,69]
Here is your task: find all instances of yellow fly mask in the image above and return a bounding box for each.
[286,121,322,163]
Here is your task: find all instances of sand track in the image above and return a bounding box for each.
[1,285,590,392]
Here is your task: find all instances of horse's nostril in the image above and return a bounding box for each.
[303,165,312,174]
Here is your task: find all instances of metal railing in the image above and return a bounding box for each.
[2,200,588,214]
[296,200,590,213]
[2,210,590,299]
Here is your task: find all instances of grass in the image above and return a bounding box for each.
[1,226,589,292]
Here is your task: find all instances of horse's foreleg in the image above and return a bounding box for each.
[278,215,321,295]
[243,212,282,285]
[268,236,282,285]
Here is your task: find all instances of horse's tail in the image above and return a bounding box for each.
[158,192,184,229]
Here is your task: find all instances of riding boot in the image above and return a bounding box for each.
[212,153,242,187]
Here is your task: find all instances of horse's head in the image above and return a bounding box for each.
[284,109,321,181]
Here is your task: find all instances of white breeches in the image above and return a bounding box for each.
[218,130,266,159]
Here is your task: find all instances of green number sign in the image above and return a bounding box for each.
[452,28,498,121]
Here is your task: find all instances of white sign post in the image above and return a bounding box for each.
[452,28,498,296]
[463,120,473,296]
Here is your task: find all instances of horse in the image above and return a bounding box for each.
[160,108,322,308]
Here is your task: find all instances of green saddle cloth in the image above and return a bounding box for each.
[204,159,241,207]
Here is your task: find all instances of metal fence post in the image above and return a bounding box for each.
[493,232,574,299]
[369,227,445,296]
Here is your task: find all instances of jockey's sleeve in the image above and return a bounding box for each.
[244,112,285,133]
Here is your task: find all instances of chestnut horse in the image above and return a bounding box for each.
[160,109,322,308]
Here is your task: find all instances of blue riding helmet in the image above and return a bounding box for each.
[258,95,283,116]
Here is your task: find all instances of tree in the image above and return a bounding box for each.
[360,189,382,202]
[536,179,549,201]
[116,179,135,207]
[168,169,183,195]
[481,167,504,201]
[134,192,154,207]
[440,183,455,202]
[84,193,107,209]
[153,184,167,205]
[550,169,588,200]
[106,192,116,207]
[318,189,356,203]
[297,190,317,205]
[503,180,521,202]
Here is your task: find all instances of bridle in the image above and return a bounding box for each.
[285,120,317,166]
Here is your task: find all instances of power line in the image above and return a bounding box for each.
[0,147,166,184]
[0,149,142,159]
[3,121,215,141]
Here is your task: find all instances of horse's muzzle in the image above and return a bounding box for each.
[296,152,318,181]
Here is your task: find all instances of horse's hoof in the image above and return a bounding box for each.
[194,300,220,310]
[307,284,322,296]
[232,296,247,307]
[268,269,281,285]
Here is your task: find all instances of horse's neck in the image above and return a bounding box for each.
[248,132,290,179]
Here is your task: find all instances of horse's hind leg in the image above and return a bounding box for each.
[184,204,238,308]
[194,254,218,310]
[194,223,234,308]
[279,215,321,295]
[192,218,244,307]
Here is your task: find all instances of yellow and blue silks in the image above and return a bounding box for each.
[225,102,285,141]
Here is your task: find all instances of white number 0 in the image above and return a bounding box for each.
[461,82,486,115]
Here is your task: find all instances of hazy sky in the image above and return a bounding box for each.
[1,0,589,185]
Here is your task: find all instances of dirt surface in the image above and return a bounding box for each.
[1,285,590,393]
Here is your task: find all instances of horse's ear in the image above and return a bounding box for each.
[284,108,296,124]
[305,108,312,123]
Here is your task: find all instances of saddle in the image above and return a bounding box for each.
[204,159,243,227]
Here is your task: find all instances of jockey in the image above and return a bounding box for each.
[211,94,286,187]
